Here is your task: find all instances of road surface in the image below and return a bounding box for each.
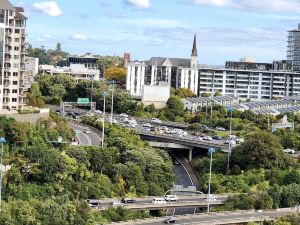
[69,122,102,146]
[110,208,298,225]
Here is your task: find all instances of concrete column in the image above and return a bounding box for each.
[188,148,193,162]
[136,66,141,95]
[126,66,131,91]
[130,67,135,95]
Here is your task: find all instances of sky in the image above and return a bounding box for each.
[10,0,300,65]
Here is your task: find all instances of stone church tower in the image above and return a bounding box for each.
[191,34,198,69]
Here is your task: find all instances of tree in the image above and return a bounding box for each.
[201,92,211,97]
[174,88,194,98]
[105,67,126,84]
[214,91,222,97]
[97,56,121,76]
[231,131,285,170]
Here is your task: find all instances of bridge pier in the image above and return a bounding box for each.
[188,149,193,162]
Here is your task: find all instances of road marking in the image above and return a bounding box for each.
[69,123,102,145]
[82,132,92,146]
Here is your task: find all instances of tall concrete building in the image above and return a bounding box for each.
[287,23,300,71]
[0,0,27,110]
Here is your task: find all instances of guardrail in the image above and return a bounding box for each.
[136,118,189,129]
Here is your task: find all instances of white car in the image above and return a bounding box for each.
[151,118,161,123]
[126,123,136,128]
[86,112,94,117]
[83,129,91,134]
[141,127,151,132]
[95,110,102,114]
[164,195,178,202]
[120,113,129,118]
[143,123,152,128]
[216,126,226,131]
[193,136,203,141]
[152,197,166,204]
[203,136,212,141]
[283,149,295,154]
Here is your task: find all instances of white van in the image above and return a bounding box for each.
[152,197,167,204]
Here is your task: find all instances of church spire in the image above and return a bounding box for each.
[191,33,197,57]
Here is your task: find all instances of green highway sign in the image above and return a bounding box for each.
[77,98,90,104]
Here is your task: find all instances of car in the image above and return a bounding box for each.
[224,139,236,145]
[126,123,136,128]
[121,198,136,204]
[216,126,226,131]
[87,199,101,208]
[164,195,178,202]
[120,113,129,118]
[141,127,151,132]
[201,125,209,130]
[160,126,169,131]
[86,112,95,117]
[110,201,123,207]
[108,118,118,124]
[95,110,102,114]
[151,118,161,123]
[143,123,152,128]
[164,217,176,224]
[205,194,217,202]
[150,127,159,132]
[83,129,91,134]
[212,135,222,140]
[203,136,212,141]
[152,197,166,204]
[193,136,203,141]
[283,149,295,154]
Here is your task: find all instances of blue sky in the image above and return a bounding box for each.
[11,0,300,65]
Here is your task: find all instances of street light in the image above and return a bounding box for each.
[110,80,115,124]
[0,137,6,211]
[90,76,95,111]
[207,147,216,213]
[101,91,108,148]
[227,108,234,172]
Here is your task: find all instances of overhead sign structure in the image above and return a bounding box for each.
[77,98,90,104]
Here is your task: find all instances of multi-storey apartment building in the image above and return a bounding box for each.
[0,1,27,110]
[126,25,300,101]
[287,23,300,71]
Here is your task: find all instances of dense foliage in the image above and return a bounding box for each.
[0,112,174,224]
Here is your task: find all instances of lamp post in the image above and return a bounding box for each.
[101,92,108,148]
[0,137,6,211]
[227,108,234,173]
[90,77,94,111]
[207,147,215,213]
[110,80,115,124]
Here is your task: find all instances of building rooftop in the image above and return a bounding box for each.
[0,0,15,11]
[148,57,191,67]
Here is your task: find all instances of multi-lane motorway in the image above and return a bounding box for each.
[68,122,102,146]
[109,207,299,225]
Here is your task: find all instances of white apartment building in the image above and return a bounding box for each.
[39,64,100,82]
[126,33,300,101]
[0,1,27,110]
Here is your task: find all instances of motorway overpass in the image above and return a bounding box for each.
[109,207,299,225]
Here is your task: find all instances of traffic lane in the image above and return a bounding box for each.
[173,164,193,187]
[69,123,102,146]
[122,210,293,225]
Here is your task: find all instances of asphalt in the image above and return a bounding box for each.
[111,208,298,225]
[68,122,102,146]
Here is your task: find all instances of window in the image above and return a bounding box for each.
[13,81,17,85]
[13,72,18,76]
[15,29,20,33]
[14,47,19,51]
[12,89,17,93]
[13,64,18,68]
[14,38,19,42]
[12,98,17,102]
[14,55,19,59]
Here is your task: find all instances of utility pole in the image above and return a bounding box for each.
[101,92,108,148]
[207,147,215,213]
[90,77,94,111]
[110,80,115,124]
[227,108,233,172]
[0,137,6,212]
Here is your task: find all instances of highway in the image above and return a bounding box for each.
[68,122,102,146]
[109,207,299,225]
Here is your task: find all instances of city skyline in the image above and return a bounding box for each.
[11,0,300,65]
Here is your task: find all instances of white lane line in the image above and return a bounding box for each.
[81,132,92,145]
[70,123,102,144]
[174,156,194,186]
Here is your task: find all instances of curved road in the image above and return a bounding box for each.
[69,122,102,146]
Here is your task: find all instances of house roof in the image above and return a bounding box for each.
[0,0,15,11]
[148,57,191,67]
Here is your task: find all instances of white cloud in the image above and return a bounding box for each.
[125,0,150,9]
[33,1,62,16]
[189,0,300,13]
[73,34,87,40]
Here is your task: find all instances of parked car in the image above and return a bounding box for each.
[164,217,176,224]
[152,197,166,204]
[160,126,169,131]
[283,148,295,154]
[121,198,136,204]
[224,139,236,145]
[151,118,161,123]
[126,123,136,128]
[86,112,94,117]
[201,125,209,130]
[212,135,222,140]
[164,195,178,202]
[203,136,212,141]
[216,126,226,131]
[110,201,123,207]
[143,123,152,128]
